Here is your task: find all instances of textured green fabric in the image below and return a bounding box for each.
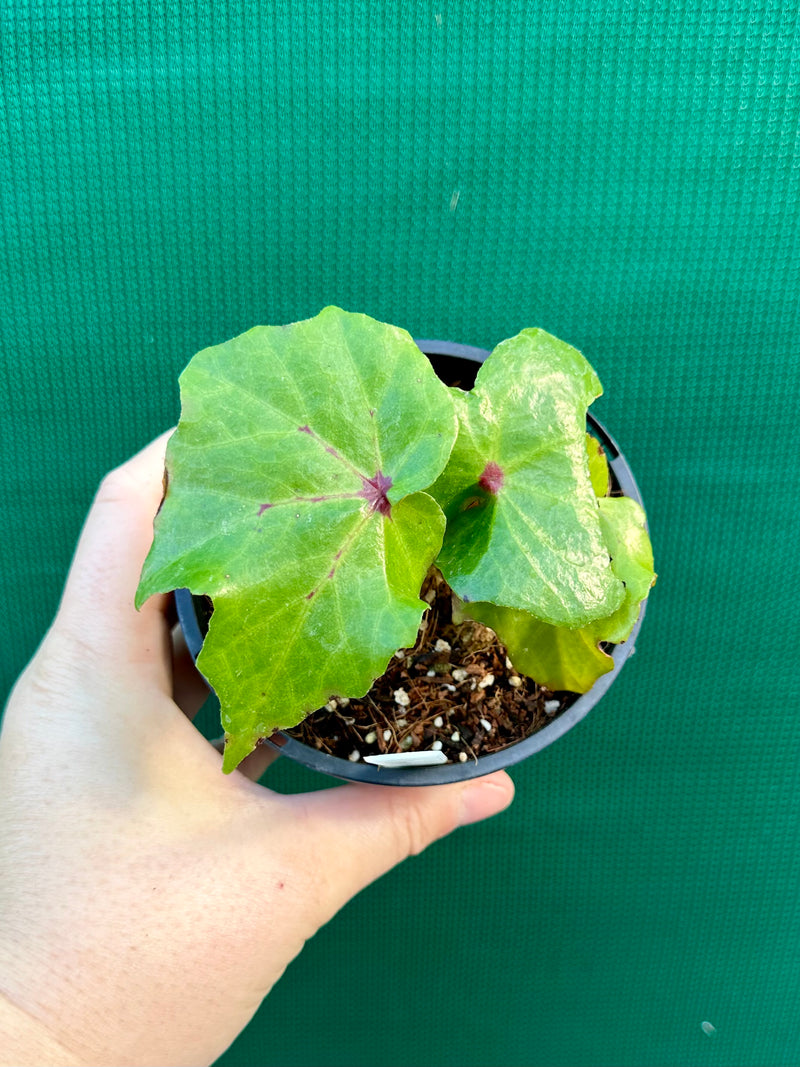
[2,2,799,1065]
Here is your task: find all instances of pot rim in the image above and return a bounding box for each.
[176,338,649,785]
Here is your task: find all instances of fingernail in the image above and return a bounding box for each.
[458,774,514,827]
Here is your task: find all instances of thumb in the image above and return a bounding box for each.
[281,772,514,921]
[54,430,174,674]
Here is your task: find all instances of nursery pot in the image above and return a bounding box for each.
[176,340,649,786]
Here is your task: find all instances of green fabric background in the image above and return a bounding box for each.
[2,2,799,1064]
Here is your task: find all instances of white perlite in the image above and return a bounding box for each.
[479,718,492,732]
[364,730,377,744]
[544,699,560,715]
[431,740,443,751]
[433,715,444,727]
[348,750,361,762]
[508,675,522,688]
[478,673,495,689]
[364,751,449,768]
[452,668,468,682]
[393,688,411,707]
[382,729,392,742]
[325,700,337,712]
[450,730,461,743]
[434,638,451,653]
[458,752,468,763]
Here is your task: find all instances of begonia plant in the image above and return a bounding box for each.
[136,306,655,771]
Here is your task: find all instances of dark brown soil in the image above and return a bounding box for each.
[287,569,575,764]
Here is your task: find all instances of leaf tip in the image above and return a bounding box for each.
[221,732,259,773]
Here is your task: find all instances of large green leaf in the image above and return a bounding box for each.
[428,328,625,627]
[136,307,457,770]
[464,496,655,692]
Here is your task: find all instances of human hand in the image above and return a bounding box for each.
[0,434,514,1067]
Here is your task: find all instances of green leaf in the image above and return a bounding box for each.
[462,602,615,693]
[464,496,655,692]
[594,496,656,643]
[428,329,625,627]
[136,307,457,770]
[586,433,610,498]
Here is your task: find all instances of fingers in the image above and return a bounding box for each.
[54,432,174,686]
[277,771,514,924]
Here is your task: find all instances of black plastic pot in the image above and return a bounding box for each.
[176,340,649,786]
